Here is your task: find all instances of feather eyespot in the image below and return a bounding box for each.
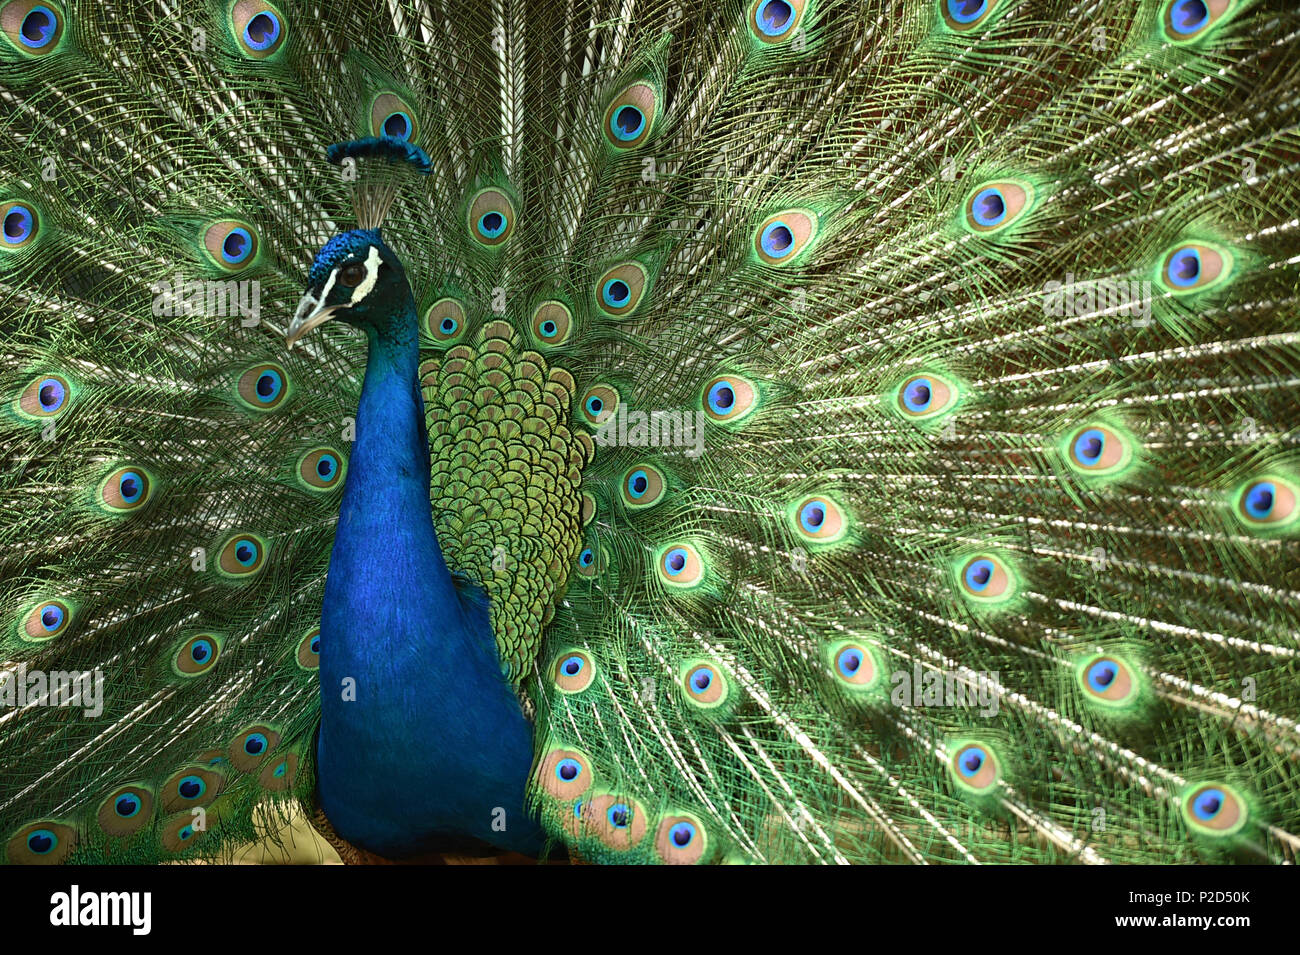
[297,628,320,669]
[160,811,206,852]
[895,372,959,422]
[1158,242,1231,294]
[553,649,595,693]
[424,298,467,344]
[680,660,729,708]
[657,542,705,588]
[749,0,807,42]
[231,0,286,58]
[531,300,573,346]
[754,210,817,265]
[298,447,345,492]
[1077,654,1137,707]
[655,812,710,865]
[236,362,288,410]
[97,786,154,837]
[941,0,1002,31]
[595,262,649,317]
[99,466,152,513]
[581,493,596,526]
[204,220,259,270]
[0,200,38,247]
[791,495,847,544]
[536,747,594,801]
[1233,476,1297,533]
[370,92,419,142]
[954,552,1019,607]
[827,640,881,690]
[217,534,267,577]
[949,743,1000,791]
[582,793,648,850]
[702,374,757,424]
[467,188,516,247]
[964,181,1031,233]
[22,598,71,641]
[621,464,666,509]
[260,751,299,791]
[575,544,608,578]
[161,767,224,812]
[1181,782,1248,837]
[1062,423,1137,480]
[579,383,620,428]
[17,373,69,417]
[174,633,222,677]
[5,821,76,864]
[1163,0,1233,41]
[230,725,280,773]
[0,1,64,55]
[603,82,658,149]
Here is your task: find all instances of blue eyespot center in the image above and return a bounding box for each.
[1167,247,1202,287]
[555,758,582,782]
[118,471,143,503]
[178,776,205,800]
[562,656,584,676]
[20,7,56,47]
[222,228,252,264]
[607,804,631,829]
[670,821,696,847]
[586,396,604,415]
[440,317,457,333]
[1074,428,1105,464]
[243,11,281,51]
[3,205,35,244]
[602,279,630,307]
[837,648,863,678]
[383,111,412,139]
[541,320,557,336]
[41,605,64,631]
[1087,661,1116,691]
[38,378,65,410]
[115,794,141,818]
[272,761,287,778]
[611,105,645,141]
[948,0,988,24]
[317,455,337,479]
[178,825,194,841]
[627,470,649,498]
[190,639,213,664]
[972,188,1006,226]
[27,829,57,854]
[708,381,736,415]
[478,211,507,239]
[1244,482,1275,520]
[760,222,795,258]
[579,548,595,566]
[904,379,932,413]
[1171,0,1209,34]
[244,732,268,756]
[800,502,826,533]
[957,746,986,777]
[1193,788,1225,820]
[757,0,795,35]
[691,668,713,693]
[965,559,994,591]
[310,635,321,653]
[665,548,688,575]
[235,540,258,566]
[255,370,282,402]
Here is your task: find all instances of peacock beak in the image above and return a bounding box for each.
[285,291,344,350]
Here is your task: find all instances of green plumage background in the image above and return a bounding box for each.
[1,0,1299,864]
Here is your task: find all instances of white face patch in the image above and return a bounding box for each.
[348,245,384,305]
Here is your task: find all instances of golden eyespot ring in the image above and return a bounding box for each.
[581,492,596,526]
[1067,425,1131,473]
[531,300,573,346]
[160,766,225,812]
[655,811,710,864]
[580,383,620,428]
[229,725,281,773]
[5,820,76,864]
[829,641,878,688]
[1,199,39,247]
[370,92,419,142]
[621,465,666,509]
[582,793,648,850]
[1163,0,1234,43]
[958,554,1013,600]
[1235,476,1297,531]
[553,649,595,693]
[97,786,154,838]
[964,181,1031,233]
[204,219,259,270]
[217,534,267,577]
[896,373,957,420]
[681,661,728,707]
[99,466,152,512]
[1078,655,1135,705]
[22,598,71,641]
[657,543,705,588]
[0,1,65,56]
[702,374,757,424]
[792,495,845,542]
[754,210,817,265]
[603,82,658,149]
[949,743,999,791]
[1181,782,1248,836]
[17,373,69,417]
[424,298,467,344]
[468,188,516,247]
[1159,242,1231,293]
[259,751,299,791]
[749,0,809,43]
[175,634,222,677]
[536,747,594,801]
[236,363,288,410]
[297,628,320,669]
[595,262,649,317]
[231,0,287,58]
[298,447,345,491]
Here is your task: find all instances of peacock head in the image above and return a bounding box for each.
[285,228,412,348]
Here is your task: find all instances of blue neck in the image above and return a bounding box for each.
[315,294,545,857]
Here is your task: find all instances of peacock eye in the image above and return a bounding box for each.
[339,263,365,287]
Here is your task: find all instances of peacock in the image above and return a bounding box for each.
[1,0,1298,867]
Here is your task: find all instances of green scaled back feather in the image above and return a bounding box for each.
[2,0,1299,865]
